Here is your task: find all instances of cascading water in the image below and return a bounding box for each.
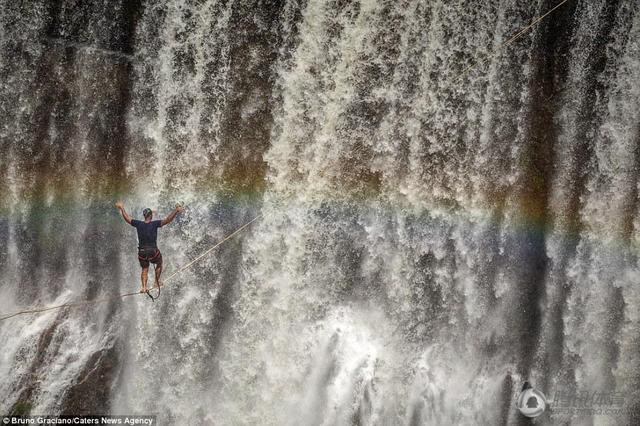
[1,0,639,424]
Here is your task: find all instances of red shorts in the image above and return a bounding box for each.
[138,247,162,268]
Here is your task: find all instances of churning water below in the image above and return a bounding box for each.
[1,0,640,424]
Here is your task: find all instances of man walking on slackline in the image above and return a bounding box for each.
[115,201,184,295]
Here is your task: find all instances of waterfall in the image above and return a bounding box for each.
[1,0,639,424]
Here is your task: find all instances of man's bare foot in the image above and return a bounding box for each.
[153,281,161,290]
[140,287,148,293]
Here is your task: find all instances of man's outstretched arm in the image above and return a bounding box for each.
[161,204,184,226]
[115,201,133,225]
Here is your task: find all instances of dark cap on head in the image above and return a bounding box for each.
[143,208,152,218]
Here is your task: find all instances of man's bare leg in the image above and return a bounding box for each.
[154,264,162,289]
[141,267,149,293]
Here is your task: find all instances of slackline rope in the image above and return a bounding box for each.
[456,0,572,82]
[347,0,572,160]
[0,214,262,322]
